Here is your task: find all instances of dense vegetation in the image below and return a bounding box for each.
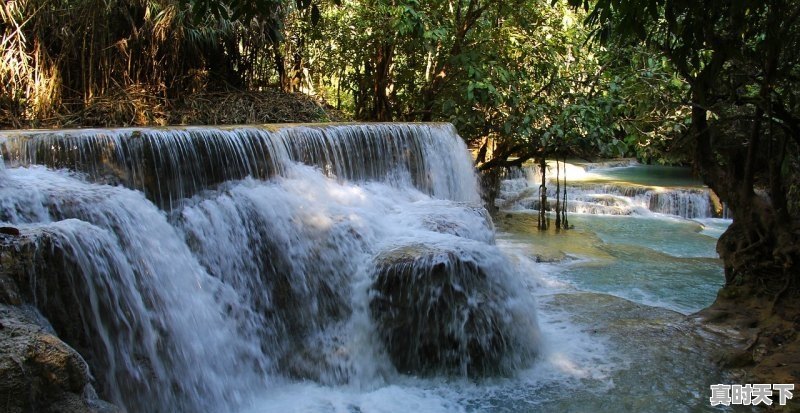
[2,0,798,331]
[577,0,800,303]
[1,0,685,158]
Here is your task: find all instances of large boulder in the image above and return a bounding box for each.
[369,243,538,377]
[0,304,118,413]
[0,228,119,413]
[0,228,94,363]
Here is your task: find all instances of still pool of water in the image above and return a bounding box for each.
[496,213,724,314]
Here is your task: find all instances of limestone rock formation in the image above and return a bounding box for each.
[0,304,119,413]
[370,243,536,377]
[0,228,119,413]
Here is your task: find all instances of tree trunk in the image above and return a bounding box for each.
[691,68,798,297]
[538,157,548,230]
[273,43,289,93]
[371,42,394,121]
[555,159,561,229]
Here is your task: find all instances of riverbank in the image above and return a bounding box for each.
[698,286,800,407]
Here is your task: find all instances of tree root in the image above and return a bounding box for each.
[769,276,792,313]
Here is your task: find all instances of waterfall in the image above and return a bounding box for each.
[1,123,479,208]
[0,124,538,412]
[0,137,6,178]
[648,189,712,218]
[0,169,268,411]
[498,163,717,219]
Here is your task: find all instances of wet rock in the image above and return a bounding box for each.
[709,190,725,217]
[370,243,535,377]
[0,228,92,359]
[0,272,22,306]
[0,229,38,306]
[0,304,119,413]
[0,228,120,412]
[535,254,567,263]
[0,226,20,236]
[279,325,353,385]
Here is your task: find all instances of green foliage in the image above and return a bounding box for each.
[2,0,697,173]
[183,0,284,24]
[284,0,647,168]
[577,0,800,283]
[600,45,691,164]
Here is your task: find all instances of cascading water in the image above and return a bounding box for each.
[1,124,480,208]
[498,162,718,219]
[494,160,731,316]
[0,138,6,177]
[1,169,269,411]
[0,124,538,412]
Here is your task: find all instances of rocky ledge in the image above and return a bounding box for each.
[0,227,119,413]
[369,242,538,377]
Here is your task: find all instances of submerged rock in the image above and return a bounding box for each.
[370,243,537,377]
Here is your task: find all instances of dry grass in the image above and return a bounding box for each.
[1,86,347,129]
[0,0,289,128]
[172,89,347,126]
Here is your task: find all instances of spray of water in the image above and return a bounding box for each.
[499,164,714,219]
[0,124,539,412]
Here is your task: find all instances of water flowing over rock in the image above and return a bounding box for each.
[1,123,479,208]
[0,123,539,412]
[498,163,717,219]
[370,242,538,377]
[0,232,119,413]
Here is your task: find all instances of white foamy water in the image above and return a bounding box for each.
[0,127,731,413]
[0,124,538,412]
[498,163,718,219]
[0,167,271,411]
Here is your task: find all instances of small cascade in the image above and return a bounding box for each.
[498,163,717,219]
[648,189,712,218]
[721,203,732,219]
[0,123,538,412]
